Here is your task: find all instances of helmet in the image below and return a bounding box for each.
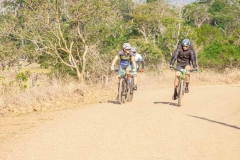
[131,46,137,52]
[181,39,190,46]
[123,43,131,49]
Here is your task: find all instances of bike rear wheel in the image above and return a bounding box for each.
[178,80,184,107]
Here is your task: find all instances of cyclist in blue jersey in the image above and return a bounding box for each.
[110,43,137,89]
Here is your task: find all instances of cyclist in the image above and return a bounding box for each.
[130,46,145,90]
[110,43,137,89]
[169,39,197,100]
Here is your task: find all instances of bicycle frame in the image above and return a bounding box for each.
[179,69,187,80]
[118,69,134,104]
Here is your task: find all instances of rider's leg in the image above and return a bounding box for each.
[133,74,137,90]
[126,66,137,90]
[185,65,191,93]
[116,65,124,100]
[126,66,131,77]
[131,64,137,90]
[173,71,180,100]
[174,71,181,89]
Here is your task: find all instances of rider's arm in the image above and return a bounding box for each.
[170,48,179,66]
[111,55,119,67]
[190,50,197,68]
[131,56,137,69]
[141,61,145,69]
[139,55,145,69]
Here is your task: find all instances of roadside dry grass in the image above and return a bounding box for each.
[0,69,117,115]
[138,68,240,89]
[0,68,240,116]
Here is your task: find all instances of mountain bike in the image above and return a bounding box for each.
[170,66,197,107]
[117,69,134,104]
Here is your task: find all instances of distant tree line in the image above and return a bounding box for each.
[0,0,239,82]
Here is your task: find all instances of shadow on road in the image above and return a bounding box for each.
[154,102,178,107]
[107,100,119,104]
[188,115,240,130]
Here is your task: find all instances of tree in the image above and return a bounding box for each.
[195,25,224,46]
[198,40,240,68]
[18,0,127,82]
[184,2,210,28]
[132,0,172,43]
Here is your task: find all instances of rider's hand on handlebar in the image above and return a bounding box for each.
[110,66,114,71]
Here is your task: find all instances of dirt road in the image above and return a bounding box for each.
[1,85,240,160]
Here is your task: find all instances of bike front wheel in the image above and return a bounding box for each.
[182,80,186,96]
[178,80,184,107]
[118,78,126,104]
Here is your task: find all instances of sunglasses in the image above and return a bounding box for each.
[182,46,189,48]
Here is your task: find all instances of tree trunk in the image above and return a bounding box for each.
[80,45,89,83]
[139,27,149,43]
[76,68,83,83]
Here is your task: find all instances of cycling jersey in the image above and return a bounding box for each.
[117,50,134,66]
[135,53,143,62]
[170,45,197,68]
[130,53,144,69]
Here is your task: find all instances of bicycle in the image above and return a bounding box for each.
[117,69,134,104]
[170,66,197,107]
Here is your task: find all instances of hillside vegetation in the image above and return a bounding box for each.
[1,0,240,81]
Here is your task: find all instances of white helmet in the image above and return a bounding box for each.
[123,43,131,49]
[131,46,137,52]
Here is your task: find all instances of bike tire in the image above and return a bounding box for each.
[182,80,186,96]
[122,80,127,103]
[118,79,124,104]
[178,80,184,107]
[127,79,134,102]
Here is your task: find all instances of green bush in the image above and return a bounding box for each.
[16,72,28,82]
[198,40,240,68]
[128,38,162,64]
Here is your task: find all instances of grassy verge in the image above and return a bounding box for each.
[0,68,240,115]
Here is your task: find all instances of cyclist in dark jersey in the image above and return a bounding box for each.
[170,39,198,100]
[110,43,137,88]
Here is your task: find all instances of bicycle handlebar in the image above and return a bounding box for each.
[111,68,137,73]
[170,66,198,72]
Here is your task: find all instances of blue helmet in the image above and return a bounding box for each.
[181,39,190,46]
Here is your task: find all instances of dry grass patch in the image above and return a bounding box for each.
[0,68,240,115]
